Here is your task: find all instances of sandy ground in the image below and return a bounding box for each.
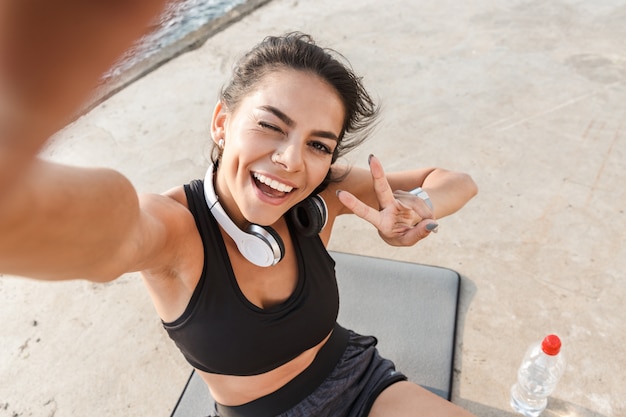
[1,0,625,416]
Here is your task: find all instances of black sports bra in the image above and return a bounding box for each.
[162,179,339,376]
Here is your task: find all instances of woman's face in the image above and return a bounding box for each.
[212,68,345,227]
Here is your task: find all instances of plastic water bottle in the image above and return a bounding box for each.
[510,334,566,417]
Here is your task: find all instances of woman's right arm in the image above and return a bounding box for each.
[0,159,179,282]
[0,0,168,202]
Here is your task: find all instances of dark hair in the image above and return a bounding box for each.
[213,32,379,192]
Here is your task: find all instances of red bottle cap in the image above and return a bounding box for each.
[541,334,561,356]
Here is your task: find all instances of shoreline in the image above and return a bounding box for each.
[82,0,273,116]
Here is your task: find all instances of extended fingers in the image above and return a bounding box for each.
[368,155,396,209]
[336,189,382,228]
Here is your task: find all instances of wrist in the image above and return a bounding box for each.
[409,187,433,210]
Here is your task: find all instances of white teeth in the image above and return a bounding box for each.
[253,173,294,193]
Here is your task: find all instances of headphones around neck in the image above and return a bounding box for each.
[203,165,327,267]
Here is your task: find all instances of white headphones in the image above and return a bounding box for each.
[203,165,327,267]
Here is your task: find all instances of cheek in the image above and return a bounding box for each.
[310,160,332,184]
[321,168,332,184]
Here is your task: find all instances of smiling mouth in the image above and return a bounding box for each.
[252,172,294,197]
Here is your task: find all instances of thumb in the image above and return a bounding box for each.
[412,220,439,240]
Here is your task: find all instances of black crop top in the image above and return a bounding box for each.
[162,180,340,376]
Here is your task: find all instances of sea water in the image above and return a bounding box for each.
[106,0,247,79]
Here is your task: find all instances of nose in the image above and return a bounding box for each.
[273,139,304,172]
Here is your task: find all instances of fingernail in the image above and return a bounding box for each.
[368,154,374,165]
[336,189,343,197]
[426,223,439,233]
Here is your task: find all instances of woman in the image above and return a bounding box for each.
[1,33,477,416]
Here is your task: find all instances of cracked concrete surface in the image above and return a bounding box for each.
[1,0,624,416]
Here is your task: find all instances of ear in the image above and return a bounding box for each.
[211,101,228,145]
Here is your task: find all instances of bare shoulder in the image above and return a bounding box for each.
[161,184,190,207]
[141,184,189,211]
[134,185,202,280]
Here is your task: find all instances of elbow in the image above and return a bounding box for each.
[462,173,479,199]
[455,172,478,206]
[437,170,478,200]
[445,171,478,216]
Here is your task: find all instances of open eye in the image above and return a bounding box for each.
[310,141,333,155]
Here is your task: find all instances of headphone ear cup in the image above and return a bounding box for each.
[244,224,285,266]
[290,195,328,237]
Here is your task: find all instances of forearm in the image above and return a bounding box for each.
[418,169,478,218]
[331,157,477,248]
[387,168,478,219]
[0,160,141,281]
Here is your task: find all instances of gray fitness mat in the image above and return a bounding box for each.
[171,251,461,416]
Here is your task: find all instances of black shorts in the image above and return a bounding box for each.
[213,324,407,417]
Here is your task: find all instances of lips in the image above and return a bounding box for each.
[252,172,294,197]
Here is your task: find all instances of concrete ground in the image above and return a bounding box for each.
[1,0,624,416]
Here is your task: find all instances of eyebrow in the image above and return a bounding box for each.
[258,105,339,141]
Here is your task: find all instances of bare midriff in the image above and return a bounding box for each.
[198,330,333,406]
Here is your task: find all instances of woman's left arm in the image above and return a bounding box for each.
[324,155,477,246]
[385,164,478,220]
